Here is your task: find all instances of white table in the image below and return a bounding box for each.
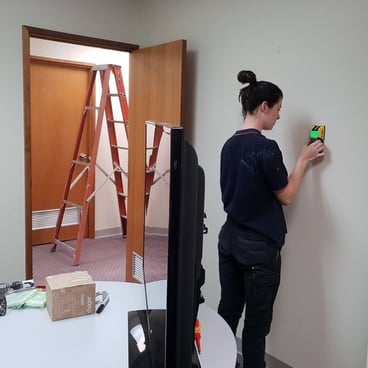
[2,281,236,368]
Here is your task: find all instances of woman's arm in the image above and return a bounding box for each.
[275,140,325,205]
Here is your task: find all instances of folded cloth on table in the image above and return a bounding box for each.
[7,289,46,309]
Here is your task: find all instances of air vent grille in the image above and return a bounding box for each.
[32,207,80,230]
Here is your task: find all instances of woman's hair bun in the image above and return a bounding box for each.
[237,70,257,85]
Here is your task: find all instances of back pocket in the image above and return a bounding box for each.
[235,237,276,265]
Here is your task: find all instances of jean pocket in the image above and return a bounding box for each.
[235,237,275,265]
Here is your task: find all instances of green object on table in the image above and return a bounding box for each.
[7,289,46,309]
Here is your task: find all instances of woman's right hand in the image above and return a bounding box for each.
[300,140,325,163]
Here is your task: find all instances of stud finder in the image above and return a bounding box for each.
[309,125,325,144]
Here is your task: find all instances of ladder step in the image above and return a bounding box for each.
[107,119,128,125]
[84,106,100,111]
[118,192,127,198]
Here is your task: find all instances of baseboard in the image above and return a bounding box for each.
[95,226,168,238]
[236,338,293,368]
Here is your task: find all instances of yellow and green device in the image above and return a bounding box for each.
[309,125,325,144]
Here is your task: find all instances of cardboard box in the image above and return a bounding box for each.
[46,271,96,321]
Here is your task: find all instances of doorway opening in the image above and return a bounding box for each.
[23,25,139,278]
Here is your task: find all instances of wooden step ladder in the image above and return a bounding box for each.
[145,122,164,211]
[51,64,129,266]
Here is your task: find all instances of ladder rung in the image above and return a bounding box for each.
[84,106,100,111]
[63,200,82,209]
[118,192,127,198]
[146,166,155,173]
[107,119,128,125]
[111,144,128,150]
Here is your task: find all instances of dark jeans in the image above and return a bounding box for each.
[217,219,281,368]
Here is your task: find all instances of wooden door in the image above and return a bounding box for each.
[30,57,94,245]
[126,40,186,282]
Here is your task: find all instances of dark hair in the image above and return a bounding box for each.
[237,70,283,116]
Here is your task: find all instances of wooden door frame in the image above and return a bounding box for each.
[22,25,139,279]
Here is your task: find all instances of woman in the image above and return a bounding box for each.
[218,70,324,368]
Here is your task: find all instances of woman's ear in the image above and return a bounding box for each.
[260,101,269,113]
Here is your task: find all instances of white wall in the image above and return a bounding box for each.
[138,1,368,367]
[2,0,368,367]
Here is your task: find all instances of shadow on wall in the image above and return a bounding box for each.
[268,114,335,367]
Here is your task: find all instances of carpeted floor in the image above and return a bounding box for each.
[32,234,168,286]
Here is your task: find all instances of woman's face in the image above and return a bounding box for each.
[264,98,282,130]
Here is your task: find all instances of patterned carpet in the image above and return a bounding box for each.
[32,234,168,286]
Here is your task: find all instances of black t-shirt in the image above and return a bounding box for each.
[220,128,288,247]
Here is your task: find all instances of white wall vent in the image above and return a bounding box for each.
[32,207,80,230]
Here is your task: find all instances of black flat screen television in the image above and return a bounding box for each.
[128,124,205,368]
[165,127,205,368]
